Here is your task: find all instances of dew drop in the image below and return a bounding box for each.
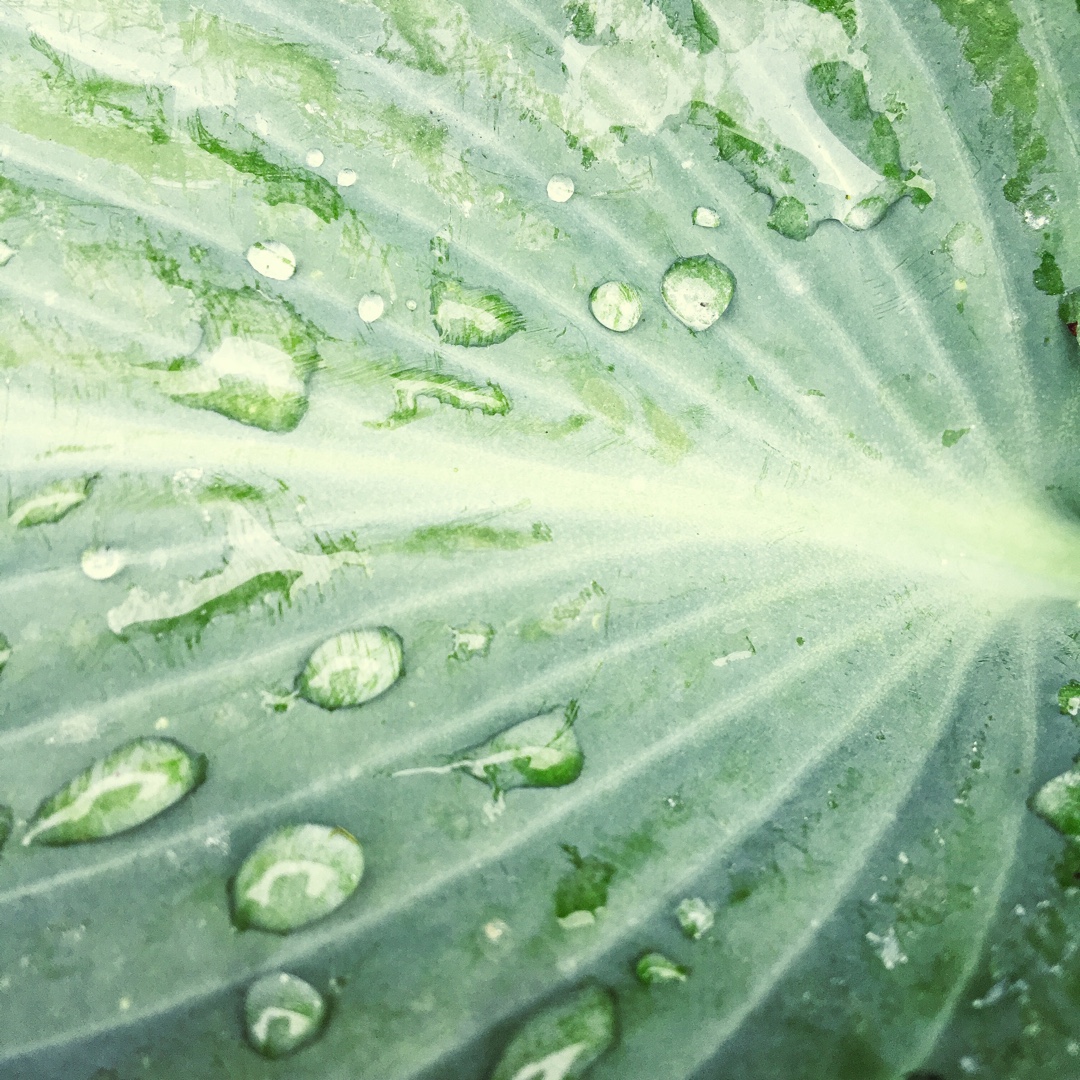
[22,737,207,845]
[635,952,688,985]
[431,279,525,347]
[555,844,614,927]
[0,632,10,676]
[491,984,615,1080]
[232,823,364,933]
[0,241,15,266]
[336,168,357,188]
[295,628,403,710]
[9,476,95,528]
[692,206,720,228]
[81,547,126,581]
[357,293,385,323]
[246,241,297,282]
[244,972,327,1058]
[546,175,575,203]
[449,621,495,660]
[1031,768,1080,837]
[661,255,735,331]
[1059,680,1080,716]
[675,897,714,939]
[589,281,642,332]
[304,149,325,168]
[0,804,13,854]
[405,299,418,311]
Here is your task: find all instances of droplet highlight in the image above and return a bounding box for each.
[246,241,297,282]
[589,281,642,332]
[232,823,364,933]
[9,476,95,528]
[245,972,327,1058]
[661,255,735,331]
[692,206,720,228]
[675,897,714,939]
[547,175,575,203]
[296,628,404,710]
[491,984,615,1080]
[635,952,688,985]
[22,737,208,845]
[81,547,126,581]
[357,293,385,323]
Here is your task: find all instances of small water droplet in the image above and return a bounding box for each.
[449,621,494,660]
[232,823,364,933]
[295,628,403,710]
[154,717,169,731]
[431,278,525,347]
[405,299,418,311]
[357,293,385,323]
[0,241,15,266]
[546,175,575,203]
[336,168,357,188]
[9,476,95,528]
[483,918,509,942]
[246,241,296,282]
[0,632,10,676]
[304,149,325,168]
[81,547,126,581]
[1031,768,1080,837]
[244,972,327,1058]
[589,281,642,332]
[254,116,270,137]
[692,206,720,228]
[661,255,735,331]
[1059,680,1080,716]
[555,844,614,926]
[0,805,13,854]
[675,897,714,939]
[22,737,207,845]
[635,952,688,985]
[491,985,615,1080]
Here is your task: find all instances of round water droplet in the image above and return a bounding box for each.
[245,972,327,1058]
[337,168,357,188]
[635,951,688,985]
[660,255,735,331]
[546,175,575,203]
[692,206,720,228]
[405,299,418,311]
[232,823,364,933]
[357,294,385,323]
[304,148,325,168]
[81,547,126,581]
[589,281,642,332]
[675,896,714,939]
[246,241,296,282]
[296,627,403,710]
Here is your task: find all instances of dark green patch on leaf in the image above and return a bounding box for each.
[1034,252,1065,296]
[554,844,616,920]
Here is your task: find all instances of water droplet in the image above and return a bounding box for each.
[844,195,890,231]
[405,299,418,311]
[1060,289,1080,335]
[0,805,13,854]
[431,279,525,347]
[380,370,510,426]
[81,547,126,581]
[9,476,95,528]
[0,241,15,266]
[22,737,208,846]
[675,897,714,939]
[394,704,582,796]
[865,926,907,969]
[0,632,10,676]
[546,175,575,202]
[1031,768,1080,837]
[1059,681,1080,716]
[304,149,325,168]
[661,255,735,331]
[635,952,688,985]
[232,823,364,933]
[357,293,385,323]
[336,168,357,187]
[246,241,297,282]
[589,281,642,332]
[245,972,327,1058]
[491,984,615,1080]
[449,621,495,660]
[692,206,720,228]
[295,628,403,710]
[555,844,614,927]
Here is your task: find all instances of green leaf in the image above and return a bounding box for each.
[2,0,1080,1076]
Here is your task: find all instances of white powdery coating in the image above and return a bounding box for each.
[337,168,357,187]
[246,241,296,282]
[304,148,325,168]
[81,547,127,581]
[357,294,385,323]
[547,175,575,202]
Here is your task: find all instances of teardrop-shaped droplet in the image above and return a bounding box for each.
[635,952,688,985]
[0,632,10,676]
[1031,769,1080,838]
[589,281,642,332]
[246,241,297,282]
[296,628,403,710]
[9,476,95,528]
[22,737,207,846]
[491,984,616,1080]
[244,972,327,1058]
[232,823,364,933]
[660,255,735,331]
[675,896,714,939]
[844,195,890,231]
[0,804,13,854]
[431,279,525,347]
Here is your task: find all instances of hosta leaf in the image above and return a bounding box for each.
[0,0,1079,1077]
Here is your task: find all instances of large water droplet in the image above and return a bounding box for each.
[22,737,207,846]
[546,175,575,203]
[491,984,615,1080]
[232,823,364,933]
[589,281,642,332]
[394,704,582,796]
[692,206,720,228]
[244,972,327,1058]
[304,149,325,168]
[9,476,95,528]
[357,293,385,323]
[81,547,127,581]
[661,255,735,331]
[635,952,688,985]
[431,279,525,347]
[296,628,404,710]
[246,241,297,282]
[675,897,714,939]
[337,168,357,188]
